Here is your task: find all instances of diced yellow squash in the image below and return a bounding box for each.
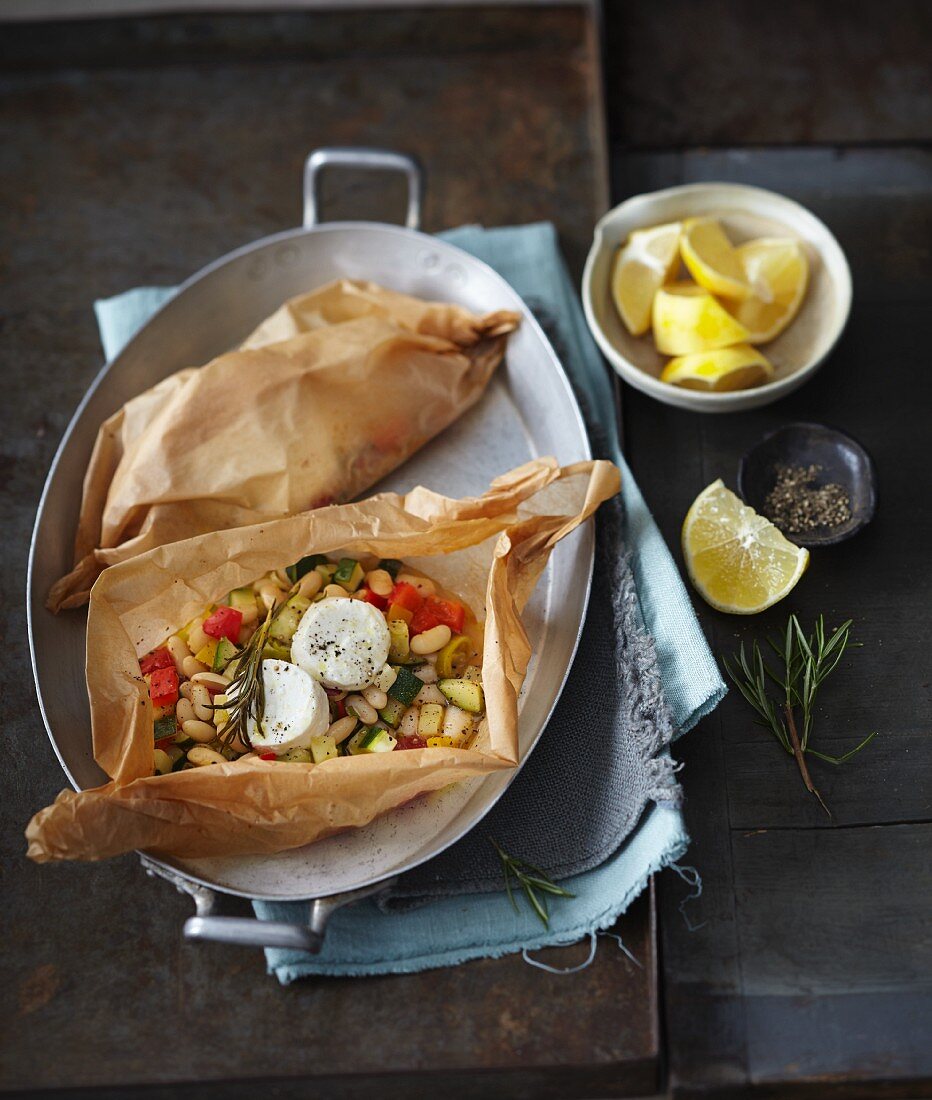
[418,703,444,737]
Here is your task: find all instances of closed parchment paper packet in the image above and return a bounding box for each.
[49,280,521,611]
[27,457,620,863]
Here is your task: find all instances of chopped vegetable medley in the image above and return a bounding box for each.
[141,556,484,774]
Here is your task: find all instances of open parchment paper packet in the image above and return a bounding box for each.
[28,457,620,863]
[48,280,521,611]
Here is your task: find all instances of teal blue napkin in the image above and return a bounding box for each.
[95,222,724,982]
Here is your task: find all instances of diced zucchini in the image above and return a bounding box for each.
[315,562,338,586]
[378,698,406,728]
[388,666,422,706]
[262,640,291,662]
[280,746,313,763]
[228,587,257,617]
[462,665,483,685]
[212,637,238,672]
[333,557,365,592]
[438,679,484,714]
[286,554,328,583]
[310,734,338,764]
[347,727,397,755]
[194,638,219,667]
[388,619,410,662]
[418,704,444,737]
[153,715,177,741]
[378,558,403,580]
[269,594,311,643]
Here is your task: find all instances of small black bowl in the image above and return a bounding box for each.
[738,422,877,547]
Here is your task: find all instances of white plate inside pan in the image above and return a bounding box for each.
[28,222,594,901]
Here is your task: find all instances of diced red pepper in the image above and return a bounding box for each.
[409,596,466,637]
[357,587,388,611]
[147,666,179,708]
[389,581,422,614]
[395,734,427,750]
[202,606,243,642]
[259,752,277,761]
[155,735,177,751]
[140,647,174,676]
[333,697,347,720]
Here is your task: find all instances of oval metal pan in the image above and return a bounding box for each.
[28,218,593,903]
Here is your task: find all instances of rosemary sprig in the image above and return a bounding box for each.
[492,840,574,927]
[723,614,876,817]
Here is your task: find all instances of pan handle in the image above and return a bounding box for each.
[302,147,423,231]
[141,855,395,955]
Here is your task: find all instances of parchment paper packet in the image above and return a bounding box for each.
[49,280,521,611]
[28,457,620,863]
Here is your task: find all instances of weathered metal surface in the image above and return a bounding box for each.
[0,8,658,1097]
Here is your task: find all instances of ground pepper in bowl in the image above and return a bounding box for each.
[763,464,852,535]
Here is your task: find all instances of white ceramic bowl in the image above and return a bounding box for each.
[582,183,852,413]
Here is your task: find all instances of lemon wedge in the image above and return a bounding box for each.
[724,238,810,343]
[660,344,774,392]
[680,218,750,300]
[682,480,809,614]
[652,284,750,355]
[611,222,682,336]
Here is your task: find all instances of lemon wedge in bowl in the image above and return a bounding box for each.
[725,237,810,343]
[682,480,809,614]
[611,221,682,336]
[652,284,750,355]
[680,217,750,300]
[661,344,773,392]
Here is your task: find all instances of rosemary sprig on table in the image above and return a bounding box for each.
[723,614,876,817]
[492,840,574,927]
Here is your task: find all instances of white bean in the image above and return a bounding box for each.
[182,655,209,679]
[410,625,451,655]
[362,686,388,710]
[416,683,446,706]
[191,671,231,690]
[187,745,227,766]
[396,572,436,597]
[257,581,283,611]
[176,698,196,724]
[327,716,358,744]
[182,719,218,744]
[345,694,377,725]
[298,571,323,599]
[153,749,172,775]
[167,635,191,674]
[365,569,394,597]
[190,683,213,721]
[237,599,259,626]
[443,705,473,740]
[323,583,349,600]
[179,682,195,701]
[398,707,420,736]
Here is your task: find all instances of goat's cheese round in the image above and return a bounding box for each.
[246,659,329,753]
[291,597,391,691]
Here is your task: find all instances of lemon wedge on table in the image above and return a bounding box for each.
[725,238,810,343]
[680,217,750,300]
[660,344,774,392]
[652,284,750,355]
[611,221,682,336]
[682,480,809,614]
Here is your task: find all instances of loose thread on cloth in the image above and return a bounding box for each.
[522,931,643,975]
[670,862,705,932]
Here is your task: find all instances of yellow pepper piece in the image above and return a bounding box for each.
[427,735,456,748]
[436,634,471,679]
[194,639,219,667]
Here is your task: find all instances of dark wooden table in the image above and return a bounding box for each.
[606,1,932,1095]
[0,8,661,1099]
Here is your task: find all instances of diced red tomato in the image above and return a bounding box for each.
[333,697,347,720]
[140,647,174,676]
[203,606,243,642]
[357,587,388,611]
[259,752,277,761]
[395,734,427,750]
[409,596,466,637]
[147,666,179,708]
[155,735,177,751]
[389,582,422,614]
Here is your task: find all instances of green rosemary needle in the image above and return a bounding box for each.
[492,840,574,927]
[723,613,876,816]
